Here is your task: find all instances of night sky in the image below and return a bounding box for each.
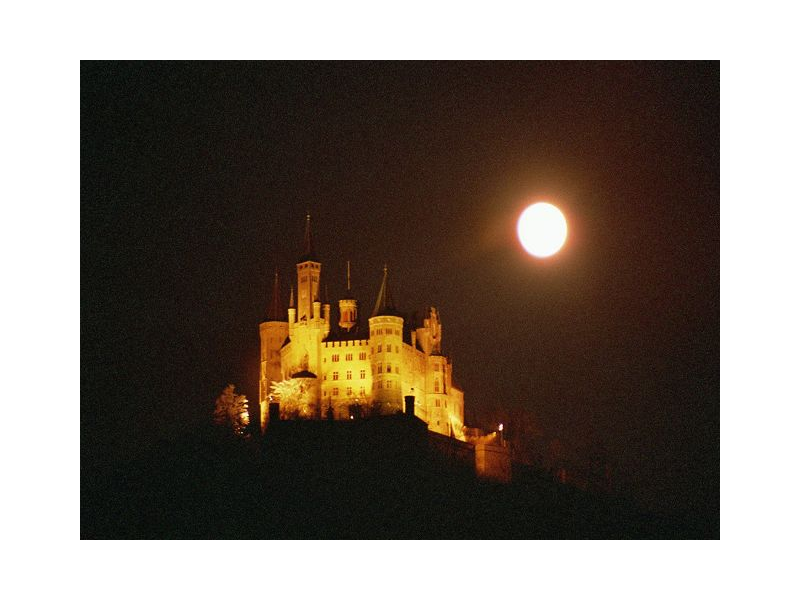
[82,61,718,520]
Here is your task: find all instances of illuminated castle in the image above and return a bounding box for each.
[258,215,465,439]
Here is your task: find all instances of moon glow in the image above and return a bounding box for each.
[517,202,568,258]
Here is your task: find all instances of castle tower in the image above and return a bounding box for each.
[259,269,288,431]
[339,260,358,332]
[285,214,329,382]
[369,266,404,415]
[296,213,321,323]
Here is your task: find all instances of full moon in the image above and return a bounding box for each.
[517,202,568,258]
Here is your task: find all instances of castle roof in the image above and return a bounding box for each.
[266,269,286,322]
[298,213,318,263]
[291,370,317,379]
[371,266,402,318]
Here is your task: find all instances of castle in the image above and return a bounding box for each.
[258,215,465,439]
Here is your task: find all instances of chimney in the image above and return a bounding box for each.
[268,402,280,422]
[404,395,415,417]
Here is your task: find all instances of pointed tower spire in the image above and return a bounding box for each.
[339,261,358,332]
[299,212,316,261]
[266,269,286,321]
[289,285,295,308]
[371,265,399,317]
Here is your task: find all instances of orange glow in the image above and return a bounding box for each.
[517,202,567,257]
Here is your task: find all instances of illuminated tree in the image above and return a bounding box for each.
[269,378,313,419]
[213,384,250,436]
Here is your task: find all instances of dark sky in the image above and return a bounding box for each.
[82,61,718,517]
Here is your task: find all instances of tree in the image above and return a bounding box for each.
[213,384,250,436]
[269,378,313,419]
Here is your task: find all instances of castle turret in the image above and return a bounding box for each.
[288,285,296,325]
[259,269,289,431]
[296,213,321,323]
[369,266,404,415]
[322,284,331,325]
[339,260,358,332]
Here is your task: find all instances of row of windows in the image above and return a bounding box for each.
[373,380,395,389]
[325,370,368,381]
[324,387,365,397]
[327,352,367,363]
[373,328,401,336]
[373,344,400,354]
[373,364,399,375]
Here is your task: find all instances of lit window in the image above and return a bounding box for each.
[434,363,439,371]
[346,353,353,361]
[435,380,440,392]
[359,387,365,396]
[396,366,399,375]
[386,381,392,389]
[333,372,339,381]
[333,388,339,396]
[378,364,383,374]
[347,387,353,396]
[377,344,382,353]
[359,352,366,360]
[346,370,352,380]
[387,364,391,373]
[435,399,440,407]
[323,374,327,380]
[360,370,365,379]
[395,345,399,353]
[332,355,340,362]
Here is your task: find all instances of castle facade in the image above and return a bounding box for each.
[259,215,465,439]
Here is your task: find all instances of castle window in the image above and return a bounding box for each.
[445,400,447,408]
[347,387,353,396]
[377,344,382,353]
[346,370,352,380]
[359,387,365,396]
[333,388,339,396]
[333,372,339,381]
[378,381,382,389]
[395,345,399,353]
[435,399,440,407]
[345,353,353,361]
[434,380,440,392]
[378,364,382,374]
[396,366,399,375]
[313,276,318,282]
[359,352,366,360]
[332,355,340,362]
[360,369,365,379]
[434,364,440,371]
[386,364,391,373]
[323,374,327,380]
[386,381,392,389]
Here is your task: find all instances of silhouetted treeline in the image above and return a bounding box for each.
[81,424,717,539]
